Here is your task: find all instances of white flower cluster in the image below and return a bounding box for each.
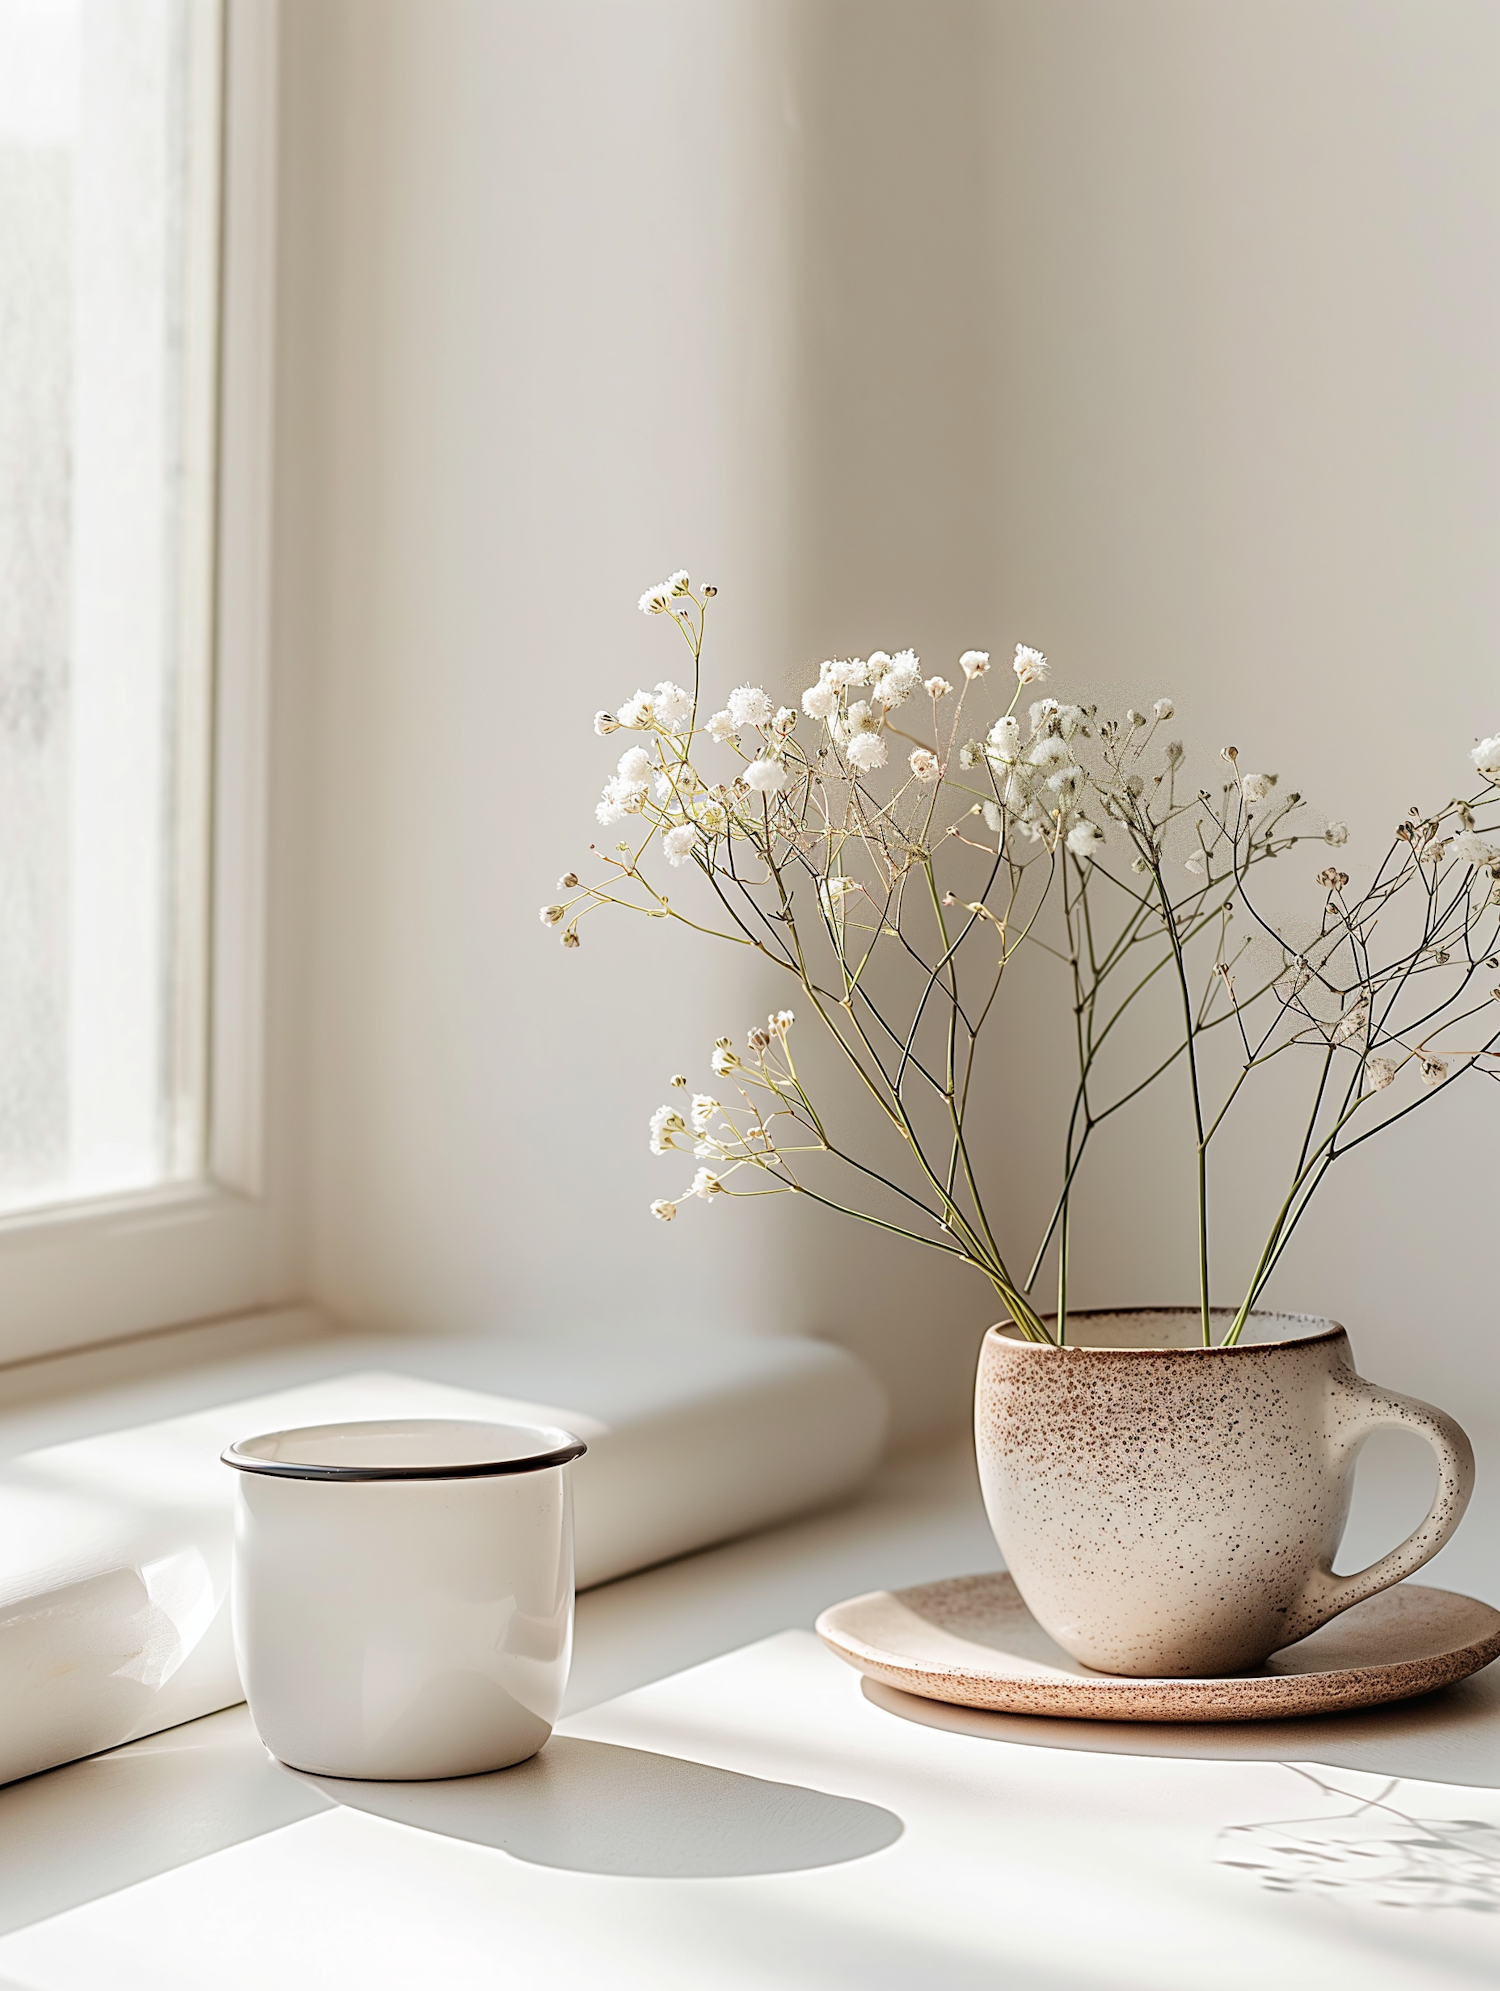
[744,758,788,795]
[799,647,975,777]
[729,685,772,727]
[607,680,694,738]
[646,1011,797,1223]
[1445,831,1500,869]
[691,684,791,795]
[638,570,691,615]
[595,742,660,826]
[648,1103,687,1154]
[978,696,1103,856]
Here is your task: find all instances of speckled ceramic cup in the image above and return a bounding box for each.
[975,1309,1474,1678]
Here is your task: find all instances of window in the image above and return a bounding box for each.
[0,0,285,1365]
[0,0,222,1216]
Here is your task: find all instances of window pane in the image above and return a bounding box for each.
[0,0,220,1213]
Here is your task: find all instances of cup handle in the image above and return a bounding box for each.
[1280,1378,1475,1647]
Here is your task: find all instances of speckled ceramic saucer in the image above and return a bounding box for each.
[816,1573,1500,1723]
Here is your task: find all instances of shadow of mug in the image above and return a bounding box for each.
[300,1735,903,1878]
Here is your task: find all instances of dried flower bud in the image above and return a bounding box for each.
[595,711,621,736]
[1221,745,1239,764]
[1365,1056,1397,1091]
[711,1038,741,1074]
[1164,741,1185,769]
[1126,709,1146,729]
[702,583,718,597]
[1131,855,1149,873]
[558,872,579,890]
[1153,698,1174,721]
[1420,1057,1448,1087]
[670,1074,687,1088]
[1324,822,1348,847]
[1333,1001,1368,1043]
[747,1027,771,1054]
[650,1199,677,1222]
[959,740,984,769]
[1317,868,1349,891]
[540,904,564,926]
[561,929,580,949]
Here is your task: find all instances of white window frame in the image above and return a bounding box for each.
[0,0,288,1367]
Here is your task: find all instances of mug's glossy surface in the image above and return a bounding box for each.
[225,1418,584,1779]
[976,1310,1474,1677]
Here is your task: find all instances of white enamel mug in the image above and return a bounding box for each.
[223,1418,585,1779]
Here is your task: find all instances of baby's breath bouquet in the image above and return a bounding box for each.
[544,572,1500,1346]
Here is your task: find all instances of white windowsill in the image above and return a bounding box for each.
[0,1436,1496,1988]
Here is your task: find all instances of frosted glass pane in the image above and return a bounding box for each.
[0,0,219,1213]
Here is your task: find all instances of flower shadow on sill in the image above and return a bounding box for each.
[863,1661,1500,1790]
[300,1736,903,1878]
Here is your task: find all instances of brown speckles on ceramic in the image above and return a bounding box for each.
[974,1310,1475,1677]
[816,1572,1500,1722]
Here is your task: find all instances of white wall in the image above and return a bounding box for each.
[278,0,1500,1444]
[278,0,804,1340]
[966,0,1500,1428]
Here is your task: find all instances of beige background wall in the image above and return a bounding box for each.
[275,0,1500,1445]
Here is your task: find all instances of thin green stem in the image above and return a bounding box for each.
[1153,858,1211,1345]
